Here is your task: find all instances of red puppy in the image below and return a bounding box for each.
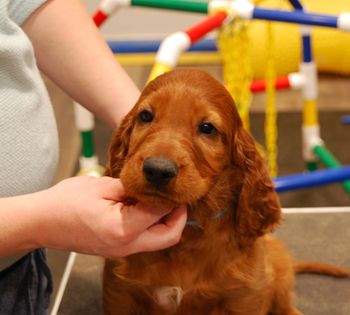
[103,68,349,315]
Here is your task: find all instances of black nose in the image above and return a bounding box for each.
[143,157,178,186]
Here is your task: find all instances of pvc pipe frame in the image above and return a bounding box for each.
[131,0,208,13]
[95,0,349,179]
[94,0,350,31]
[148,11,227,81]
[107,38,304,92]
[313,145,350,192]
[93,0,131,26]
[126,0,350,31]
[107,38,217,54]
[273,166,350,193]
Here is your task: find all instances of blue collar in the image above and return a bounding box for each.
[186,208,227,228]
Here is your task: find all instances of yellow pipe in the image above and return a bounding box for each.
[114,52,222,66]
[303,99,318,127]
[148,62,173,83]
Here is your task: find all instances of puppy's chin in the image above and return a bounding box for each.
[121,185,179,213]
[135,193,178,213]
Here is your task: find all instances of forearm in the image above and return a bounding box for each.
[22,0,140,128]
[0,193,45,257]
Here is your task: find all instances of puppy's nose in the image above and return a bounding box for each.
[143,157,178,186]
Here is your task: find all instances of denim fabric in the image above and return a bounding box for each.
[0,249,52,315]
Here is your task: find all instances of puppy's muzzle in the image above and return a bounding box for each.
[143,156,178,187]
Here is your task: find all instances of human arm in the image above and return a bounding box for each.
[5,1,187,259]
[22,0,139,129]
[0,176,187,258]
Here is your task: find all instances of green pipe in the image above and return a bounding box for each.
[81,130,95,158]
[306,161,318,172]
[314,145,340,167]
[313,145,350,193]
[131,0,208,13]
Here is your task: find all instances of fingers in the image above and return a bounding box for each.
[92,176,188,256]
[118,202,175,239]
[120,205,188,256]
[147,205,188,235]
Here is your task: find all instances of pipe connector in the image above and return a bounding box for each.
[300,25,312,36]
[300,62,318,100]
[209,0,254,19]
[74,103,94,131]
[302,125,323,162]
[338,13,350,31]
[99,0,130,15]
[288,72,305,90]
[155,32,191,67]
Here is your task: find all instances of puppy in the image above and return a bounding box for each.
[103,68,349,315]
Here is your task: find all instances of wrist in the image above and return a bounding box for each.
[26,188,62,250]
[0,191,51,257]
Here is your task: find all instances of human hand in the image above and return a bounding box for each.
[33,176,187,258]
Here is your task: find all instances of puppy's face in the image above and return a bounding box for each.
[107,69,281,243]
[109,70,239,210]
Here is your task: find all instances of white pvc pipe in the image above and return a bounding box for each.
[338,13,350,31]
[99,0,130,15]
[50,252,77,315]
[74,103,94,131]
[288,72,305,90]
[300,62,318,100]
[282,207,350,214]
[209,0,254,19]
[302,125,323,162]
[155,32,191,67]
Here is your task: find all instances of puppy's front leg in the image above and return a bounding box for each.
[103,259,144,315]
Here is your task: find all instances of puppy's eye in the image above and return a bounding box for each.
[139,110,153,123]
[198,122,217,135]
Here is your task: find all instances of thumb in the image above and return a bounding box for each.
[99,177,126,201]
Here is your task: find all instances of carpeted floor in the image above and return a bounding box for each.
[50,111,350,315]
[53,213,350,315]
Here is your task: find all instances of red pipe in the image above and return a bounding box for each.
[93,10,108,27]
[250,76,291,93]
[185,11,227,43]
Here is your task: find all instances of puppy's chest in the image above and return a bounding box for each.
[137,257,199,289]
[132,257,224,311]
[122,264,192,313]
[153,285,184,313]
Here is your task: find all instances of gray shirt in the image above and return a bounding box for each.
[0,0,59,269]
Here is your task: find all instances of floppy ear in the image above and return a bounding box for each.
[232,124,282,248]
[105,112,135,178]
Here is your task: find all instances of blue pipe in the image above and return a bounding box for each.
[341,115,350,125]
[289,0,304,11]
[273,166,350,193]
[107,39,161,53]
[253,8,338,28]
[302,35,312,62]
[107,38,217,54]
[287,1,313,63]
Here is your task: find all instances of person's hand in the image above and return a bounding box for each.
[33,176,187,258]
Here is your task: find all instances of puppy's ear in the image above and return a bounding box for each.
[105,112,134,178]
[232,124,281,248]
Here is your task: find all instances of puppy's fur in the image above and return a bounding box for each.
[103,68,349,315]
